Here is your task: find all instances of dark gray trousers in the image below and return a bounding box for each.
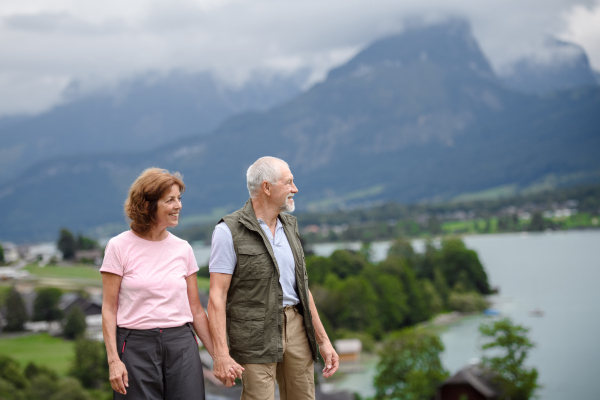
[115,324,205,400]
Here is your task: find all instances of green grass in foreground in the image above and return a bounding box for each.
[24,264,102,281]
[0,333,74,375]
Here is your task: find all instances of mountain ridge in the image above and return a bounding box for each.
[0,70,306,184]
[1,20,599,242]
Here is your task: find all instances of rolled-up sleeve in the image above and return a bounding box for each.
[208,222,237,275]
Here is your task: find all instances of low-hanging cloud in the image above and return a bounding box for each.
[0,0,598,116]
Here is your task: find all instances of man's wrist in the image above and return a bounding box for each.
[213,351,232,361]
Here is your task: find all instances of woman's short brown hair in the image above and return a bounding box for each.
[124,168,185,233]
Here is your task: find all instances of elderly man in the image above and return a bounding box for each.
[208,156,339,399]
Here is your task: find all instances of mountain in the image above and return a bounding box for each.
[0,71,306,184]
[1,20,599,242]
[501,39,599,95]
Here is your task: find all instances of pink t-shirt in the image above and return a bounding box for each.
[100,231,199,329]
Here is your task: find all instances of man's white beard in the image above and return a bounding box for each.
[279,196,295,212]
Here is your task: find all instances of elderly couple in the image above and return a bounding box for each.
[100,156,339,400]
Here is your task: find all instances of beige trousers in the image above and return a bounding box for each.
[240,306,315,400]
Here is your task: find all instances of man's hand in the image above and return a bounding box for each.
[109,359,129,394]
[213,354,244,387]
[318,341,339,378]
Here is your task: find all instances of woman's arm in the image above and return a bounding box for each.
[102,272,129,395]
[186,274,215,357]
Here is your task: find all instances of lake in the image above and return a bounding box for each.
[309,231,600,400]
[194,230,600,399]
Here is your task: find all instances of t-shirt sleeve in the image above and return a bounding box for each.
[208,222,237,275]
[186,245,200,277]
[99,239,124,276]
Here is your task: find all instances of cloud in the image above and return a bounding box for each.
[0,0,598,116]
[561,2,600,69]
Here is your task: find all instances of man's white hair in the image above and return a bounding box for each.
[247,156,288,198]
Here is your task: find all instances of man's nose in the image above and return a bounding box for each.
[291,183,298,193]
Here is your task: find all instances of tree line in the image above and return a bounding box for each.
[175,183,600,244]
[3,286,87,340]
[307,237,491,341]
[57,229,99,261]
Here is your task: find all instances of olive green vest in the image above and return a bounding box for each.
[220,199,318,364]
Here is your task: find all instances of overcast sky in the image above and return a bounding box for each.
[1,0,599,116]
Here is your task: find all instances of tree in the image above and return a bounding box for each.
[24,362,58,381]
[4,286,28,332]
[57,228,76,260]
[387,237,417,270]
[69,338,108,389]
[432,268,450,305]
[305,255,334,285]
[0,378,22,400]
[63,306,87,340]
[479,318,540,400]
[49,377,91,400]
[438,237,491,294]
[75,234,98,251]
[373,328,448,400]
[26,374,58,400]
[363,267,409,333]
[33,288,63,322]
[420,280,444,315]
[0,355,28,390]
[528,212,546,232]
[358,241,373,263]
[379,257,431,325]
[24,362,59,400]
[0,243,4,265]
[329,249,369,279]
[413,240,436,280]
[319,274,381,336]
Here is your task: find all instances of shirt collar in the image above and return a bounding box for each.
[257,217,283,230]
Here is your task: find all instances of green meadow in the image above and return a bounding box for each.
[24,264,102,281]
[0,334,75,375]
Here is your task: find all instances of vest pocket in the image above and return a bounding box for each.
[228,307,265,351]
[237,244,272,279]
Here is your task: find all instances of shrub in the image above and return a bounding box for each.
[448,291,488,312]
[64,306,87,340]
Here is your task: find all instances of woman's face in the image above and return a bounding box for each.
[155,184,182,229]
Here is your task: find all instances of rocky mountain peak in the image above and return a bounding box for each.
[327,19,495,81]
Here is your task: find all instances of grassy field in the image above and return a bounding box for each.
[441,218,497,234]
[24,264,102,281]
[0,333,74,375]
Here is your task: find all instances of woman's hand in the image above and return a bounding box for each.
[109,359,129,394]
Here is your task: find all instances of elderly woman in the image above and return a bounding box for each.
[101,168,219,399]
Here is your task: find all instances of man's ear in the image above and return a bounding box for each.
[262,181,271,196]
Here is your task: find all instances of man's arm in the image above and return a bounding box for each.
[308,290,339,378]
[208,272,244,386]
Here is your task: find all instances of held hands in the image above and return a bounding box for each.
[109,359,129,395]
[213,354,244,387]
[319,341,339,378]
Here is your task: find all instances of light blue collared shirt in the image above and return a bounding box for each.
[209,218,300,306]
